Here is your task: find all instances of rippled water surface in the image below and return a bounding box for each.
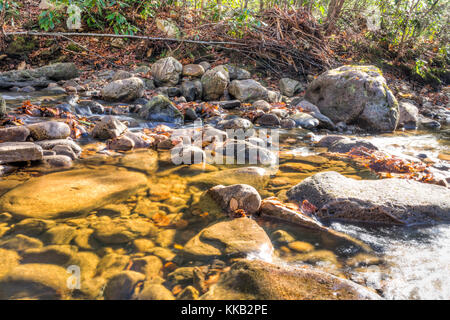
[1,92,449,300]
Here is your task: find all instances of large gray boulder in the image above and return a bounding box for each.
[228,79,269,103]
[0,63,79,89]
[201,65,229,101]
[101,77,144,102]
[0,142,43,163]
[200,259,381,300]
[305,65,399,132]
[286,171,450,226]
[151,57,182,86]
[138,94,183,124]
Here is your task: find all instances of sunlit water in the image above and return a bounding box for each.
[1,91,449,300]
[332,223,450,299]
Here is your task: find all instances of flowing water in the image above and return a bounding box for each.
[1,92,449,300]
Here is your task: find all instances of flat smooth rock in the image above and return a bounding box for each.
[0,168,148,219]
[200,259,381,300]
[286,171,450,226]
[0,142,43,163]
[183,217,273,260]
[0,264,71,300]
[0,126,30,142]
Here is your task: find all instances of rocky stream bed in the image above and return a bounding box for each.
[0,60,449,300]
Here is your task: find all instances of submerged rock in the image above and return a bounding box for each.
[0,249,20,278]
[0,264,71,299]
[182,217,273,261]
[305,65,399,132]
[286,171,450,226]
[136,283,175,300]
[104,271,145,300]
[0,234,43,253]
[258,198,371,251]
[0,168,148,219]
[200,259,381,300]
[189,166,270,189]
[21,245,77,266]
[91,217,157,244]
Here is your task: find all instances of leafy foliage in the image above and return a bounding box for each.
[0,0,20,24]
[12,0,448,85]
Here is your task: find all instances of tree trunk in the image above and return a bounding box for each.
[325,0,346,35]
[217,0,222,19]
[201,0,205,10]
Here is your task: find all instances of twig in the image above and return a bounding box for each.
[4,31,247,47]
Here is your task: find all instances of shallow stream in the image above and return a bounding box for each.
[1,92,449,300]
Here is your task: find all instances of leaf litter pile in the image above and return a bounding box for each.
[3,6,334,78]
[17,100,93,139]
[331,146,437,184]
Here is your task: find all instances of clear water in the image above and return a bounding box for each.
[1,92,449,300]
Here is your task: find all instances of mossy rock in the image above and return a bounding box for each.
[5,36,36,56]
